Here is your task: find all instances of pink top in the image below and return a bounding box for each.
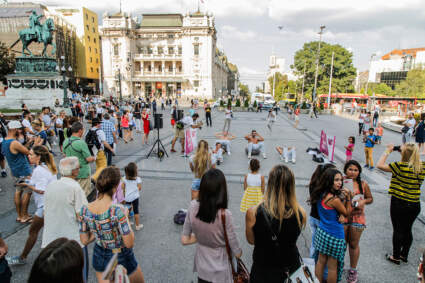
[346,143,354,159]
[347,180,366,225]
[121,116,129,128]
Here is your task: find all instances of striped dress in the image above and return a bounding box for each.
[240,173,263,212]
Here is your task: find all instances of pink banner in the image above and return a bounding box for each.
[320,130,336,162]
[185,128,197,155]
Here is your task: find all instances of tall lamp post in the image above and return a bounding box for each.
[312,25,326,103]
[365,53,376,95]
[56,56,72,108]
[115,68,122,102]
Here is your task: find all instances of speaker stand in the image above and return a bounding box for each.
[146,127,169,161]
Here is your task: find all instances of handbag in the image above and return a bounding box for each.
[221,210,250,283]
[401,125,409,134]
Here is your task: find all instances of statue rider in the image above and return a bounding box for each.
[29,10,43,41]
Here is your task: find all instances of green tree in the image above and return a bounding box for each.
[255,86,264,93]
[239,82,250,98]
[292,42,356,99]
[369,83,394,96]
[0,41,15,84]
[395,68,425,97]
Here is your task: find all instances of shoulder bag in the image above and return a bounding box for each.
[221,209,249,283]
[261,205,318,283]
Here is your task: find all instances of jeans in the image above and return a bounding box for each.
[358,123,364,135]
[390,197,420,259]
[402,131,412,144]
[283,147,296,162]
[135,119,142,131]
[247,142,265,156]
[206,113,212,126]
[83,246,89,283]
[223,118,231,133]
[216,140,231,154]
[104,144,114,166]
[373,116,379,127]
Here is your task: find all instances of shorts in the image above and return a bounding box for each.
[58,131,65,147]
[14,177,32,193]
[122,127,129,130]
[35,206,44,218]
[0,258,12,283]
[191,178,201,191]
[126,198,139,215]
[344,222,366,231]
[295,115,299,121]
[175,128,185,139]
[0,143,3,162]
[92,244,138,276]
[376,136,382,142]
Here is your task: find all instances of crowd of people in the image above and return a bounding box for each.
[0,96,424,283]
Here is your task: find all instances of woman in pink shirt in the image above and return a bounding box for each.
[121,110,130,143]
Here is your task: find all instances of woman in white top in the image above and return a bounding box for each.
[7,145,57,265]
[223,105,233,133]
[240,158,265,212]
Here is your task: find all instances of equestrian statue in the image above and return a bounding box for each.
[18,10,56,57]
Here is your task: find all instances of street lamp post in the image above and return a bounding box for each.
[56,56,72,108]
[312,25,326,103]
[116,68,122,102]
[365,53,376,95]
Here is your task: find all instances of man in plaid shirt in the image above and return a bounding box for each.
[101,114,117,165]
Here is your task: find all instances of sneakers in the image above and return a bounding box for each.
[279,155,284,161]
[170,149,176,153]
[285,157,289,163]
[369,166,374,170]
[292,159,296,164]
[248,154,251,159]
[1,171,6,178]
[227,152,231,156]
[135,224,144,231]
[364,164,369,168]
[6,256,26,265]
[346,269,358,283]
[263,154,267,159]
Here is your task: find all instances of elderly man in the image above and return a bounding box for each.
[42,157,89,282]
[63,122,95,196]
[245,129,266,159]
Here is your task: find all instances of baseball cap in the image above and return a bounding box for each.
[8,120,22,129]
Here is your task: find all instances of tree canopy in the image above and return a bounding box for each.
[395,68,425,98]
[291,42,356,99]
[0,41,15,84]
[239,82,250,98]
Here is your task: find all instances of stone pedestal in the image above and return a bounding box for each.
[2,73,69,110]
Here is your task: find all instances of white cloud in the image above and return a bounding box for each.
[220,25,257,41]
[239,66,264,75]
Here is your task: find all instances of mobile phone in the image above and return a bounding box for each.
[343,179,354,192]
[393,146,401,152]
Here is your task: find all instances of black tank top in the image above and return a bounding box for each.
[253,204,302,271]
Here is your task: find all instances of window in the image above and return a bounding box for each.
[147,46,153,54]
[113,45,119,56]
[194,44,199,56]
[92,27,95,33]
[92,17,94,23]
[90,67,93,72]
[95,48,98,54]
[178,46,182,55]
[168,65,172,72]
[139,47,145,54]
[90,57,92,63]
[87,35,90,42]
[89,47,92,52]
[86,24,89,30]
[147,65,151,72]
[194,80,199,87]
[94,38,96,43]
[158,65,162,72]
[178,66,182,72]
[168,47,174,54]
[158,46,163,54]
[86,14,88,20]
[96,58,98,63]
[168,34,174,39]
[96,68,99,73]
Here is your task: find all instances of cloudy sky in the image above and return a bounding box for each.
[28,0,425,89]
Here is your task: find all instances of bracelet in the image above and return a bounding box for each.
[384,150,391,155]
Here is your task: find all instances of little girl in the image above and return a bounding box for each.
[240,158,265,212]
[122,162,143,230]
[344,136,355,162]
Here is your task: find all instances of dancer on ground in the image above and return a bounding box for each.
[246,165,306,282]
[189,140,213,200]
[310,168,351,283]
[181,168,242,283]
[343,160,373,283]
[245,130,266,159]
[377,143,425,265]
[123,162,143,231]
[240,158,264,212]
[79,167,145,283]
[7,145,57,265]
[275,145,296,163]
[215,131,236,155]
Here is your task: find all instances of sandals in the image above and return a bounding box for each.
[385,254,400,265]
[400,256,408,263]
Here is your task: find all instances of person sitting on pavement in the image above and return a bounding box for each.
[171,113,203,154]
[211,142,224,165]
[245,129,266,159]
[275,145,296,163]
[215,131,236,155]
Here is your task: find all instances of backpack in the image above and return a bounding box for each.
[85,129,101,154]
[173,209,187,225]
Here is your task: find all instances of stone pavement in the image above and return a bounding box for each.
[2,108,424,282]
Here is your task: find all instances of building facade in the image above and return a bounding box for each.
[265,55,285,94]
[368,47,425,89]
[101,12,232,99]
[51,7,101,93]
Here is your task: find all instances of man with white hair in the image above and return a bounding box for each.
[42,157,89,282]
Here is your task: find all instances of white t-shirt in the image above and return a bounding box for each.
[29,165,57,209]
[406,118,416,129]
[181,116,194,129]
[42,177,88,248]
[22,118,33,132]
[225,109,232,119]
[124,177,142,202]
[56,118,64,132]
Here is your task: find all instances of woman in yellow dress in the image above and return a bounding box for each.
[240,158,265,212]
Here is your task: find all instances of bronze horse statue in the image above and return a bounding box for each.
[18,18,56,57]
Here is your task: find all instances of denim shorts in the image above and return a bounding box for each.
[344,222,366,231]
[35,206,44,218]
[191,178,201,191]
[92,244,138,275]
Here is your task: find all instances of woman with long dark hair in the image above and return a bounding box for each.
[377,143,425,265]
[343,160,373,283]
[246,165,306,282]
[310,168,351,283]
[181,168,242,283]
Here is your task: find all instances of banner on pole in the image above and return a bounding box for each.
[320,130,336,162]
[185,128,197,155]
